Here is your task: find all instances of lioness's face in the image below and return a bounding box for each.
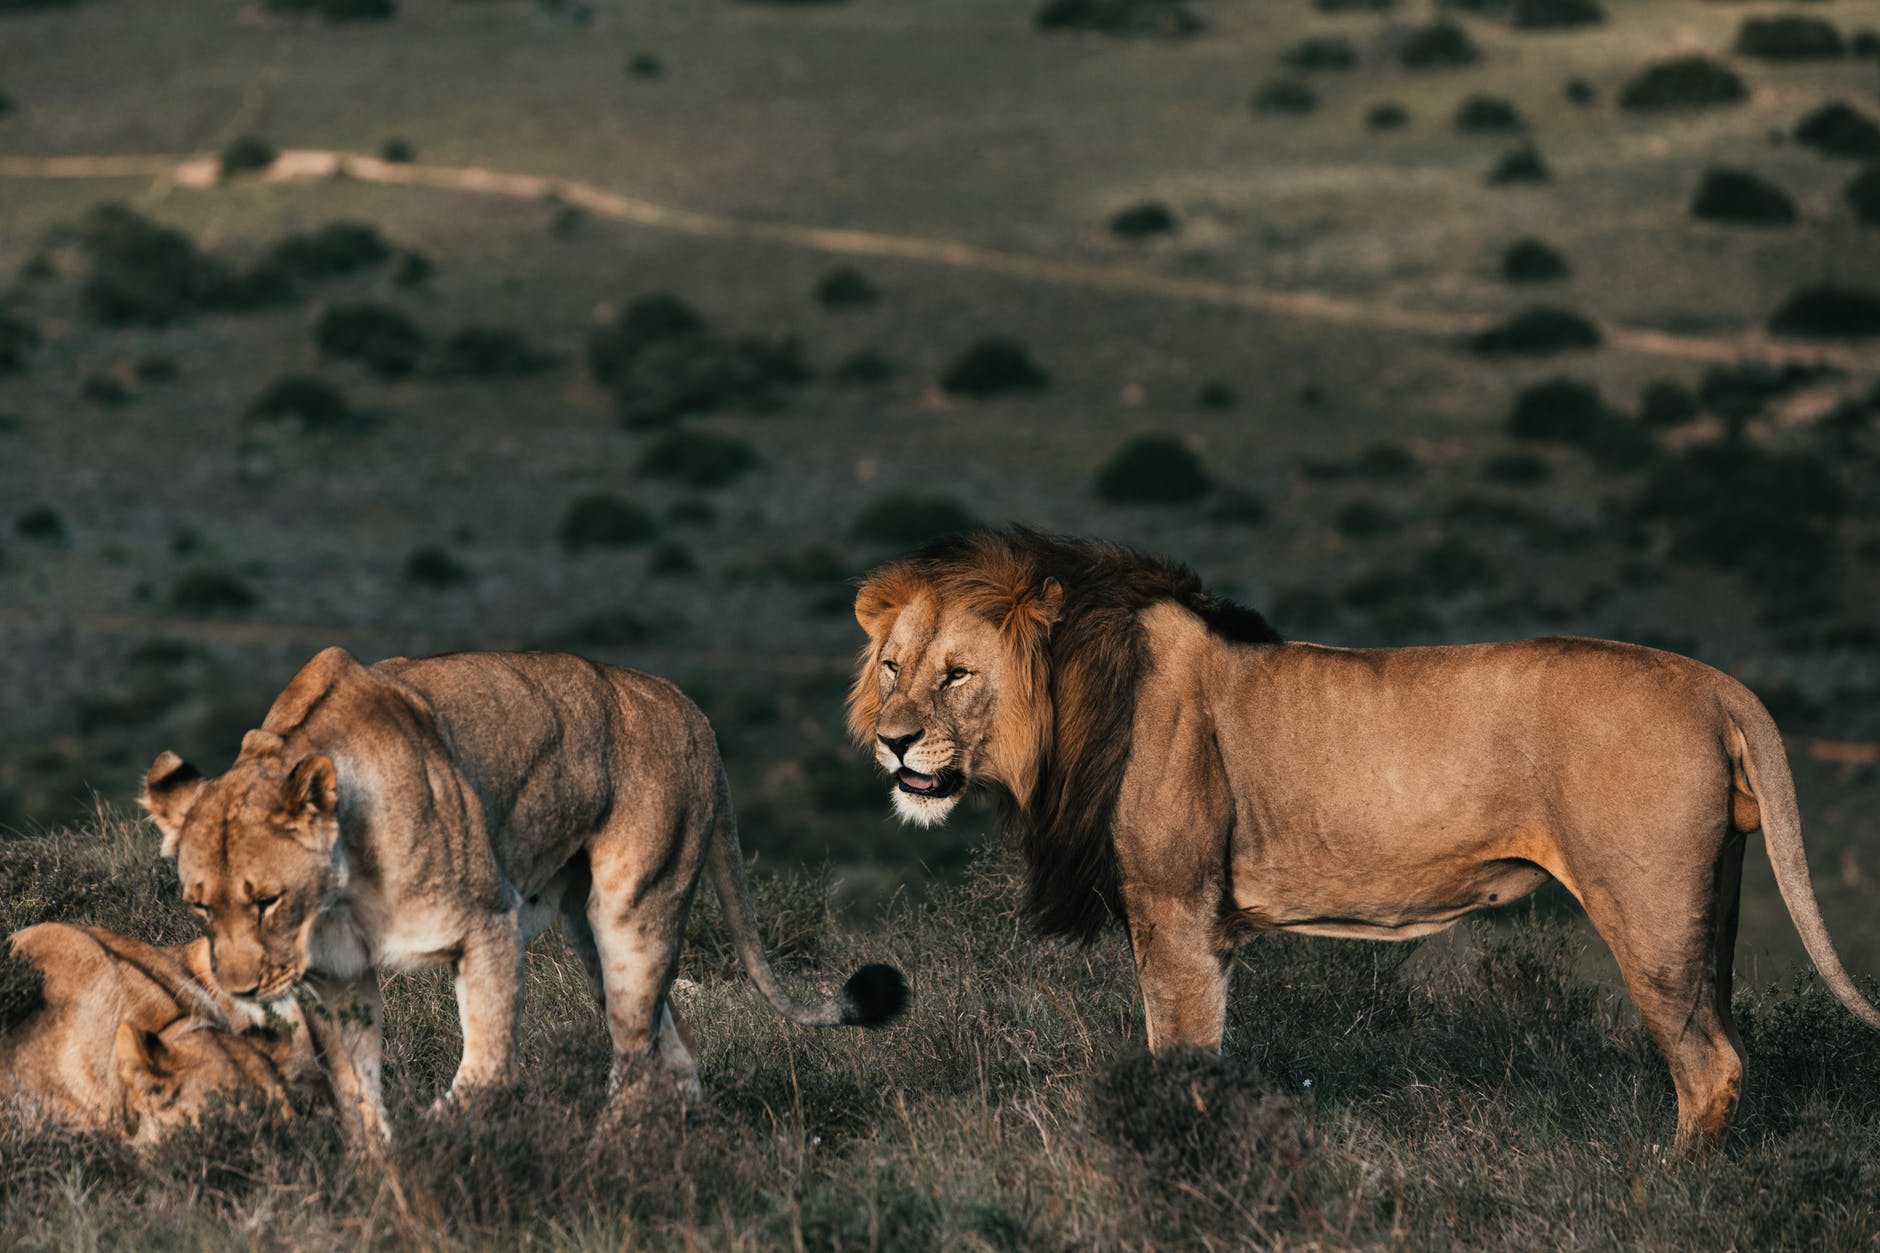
[142,735,339,1002]
[117,1019,290,1144]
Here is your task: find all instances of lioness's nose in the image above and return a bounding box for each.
[878,730,923,760]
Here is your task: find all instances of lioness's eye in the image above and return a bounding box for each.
[252,894,280,914]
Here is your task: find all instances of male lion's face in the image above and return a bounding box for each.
[141,732,340,1003]
[116,1019,290,1144]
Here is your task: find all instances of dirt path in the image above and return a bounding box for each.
[3,148,1876,370]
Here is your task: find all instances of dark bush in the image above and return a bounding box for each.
[851,493,981,547]
[1699,363,1831,424]
[1399,21,1480,69]
[588,292,707,387]
[264,220,391,279]
[135,355,179,383]
[1301,442,1418,483]
[1564,77,1595,105]
[1283,34,1356,71]
[833,348,897,384]
[1512,0,1602,29]
[0,309,39,373]
[636,429,760,489]
[1469,306,1600,355]
[1335,501,1394,540]
[1769,286,1880,339]
[1501,238,1569,282]
[76,204,242,326]
[217,135,277,179]
[1417,538,1497,594]
[1367,101,1410,130]
[1108,201,1178,239]
[666,498,717,526]
[246,374,359,433]
[1094,434,1211,505]
[940,337,1048,398]
[403,546,473,588]
[1315,0,1392,9]
[1208,488,1270,526]
[168,568,259,615]
[627,52,663,79]
[392,250,433,287]
[1196,380,1237,408]
[315,302,426,377]
[439,326,554,378]
[314,0,395,18]
[1635,442,1843,589]
[647,541,698,577]
[1855,29,1879,57]
[1618,56,1746,111]
[1506,377,1610,445]
[1252,80,1316,114]
[557,493,658,551]
[1794,102,1880,159]
[814,266,879,310]
[1455,95,1524,133]
[379,137,416,163]
[1847,165,1880,225]
[1735,16,1844,61]
[1033,0,1202,37]
[80,373,129,406]
[1481,452,1551,485]
[1487,147,1550,184]
[1638,380,1698,429]
[1691,167,1797,225]
[14,505,64,542]
[615,334,809,427]
[0,90,14,118]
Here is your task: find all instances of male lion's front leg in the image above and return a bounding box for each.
[301,972,391,1150]
[444,909,525,1103]
[1127,899,1231,1052]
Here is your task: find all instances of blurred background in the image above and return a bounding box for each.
[1,0,1878,972]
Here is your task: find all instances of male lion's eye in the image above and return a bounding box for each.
[946,667,971,686]
[882,659,898,676]
[252,894,280,915]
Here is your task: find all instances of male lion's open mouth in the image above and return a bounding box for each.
[895,768,962,799]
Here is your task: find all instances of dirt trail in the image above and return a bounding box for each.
[3,149,1876,370]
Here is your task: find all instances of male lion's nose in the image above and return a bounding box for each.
[878,730,923,761]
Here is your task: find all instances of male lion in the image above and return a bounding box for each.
[2,923,308,1142]
[849,528,1879,1149]
[141,647,907,1148]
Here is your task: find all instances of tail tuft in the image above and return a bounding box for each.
[839,964,909,1028]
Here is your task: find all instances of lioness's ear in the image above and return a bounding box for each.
[241,728,285,759]
[141,751,204,859]
[114,1022,171,1095]
[279,754,340,852]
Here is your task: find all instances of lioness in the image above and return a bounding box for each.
[848,528,1880,1149]
[2,923,308,1142]
[142,647,907,1147]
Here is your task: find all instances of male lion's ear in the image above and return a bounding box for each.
[279,754,340,851]
[141,751,204,859]
[1002,576,1065,640]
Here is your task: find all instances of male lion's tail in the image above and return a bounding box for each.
[705,773,908,1029]
[1728,690,1880,1030]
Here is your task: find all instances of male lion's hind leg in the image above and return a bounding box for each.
[1127,901,1231,1053]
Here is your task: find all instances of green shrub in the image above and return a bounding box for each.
[1094,434,1211,505]
[833,348,896,384]
[1283,34,1356,71]
[14,505,64,542]
[168,568,259,615]
[403,546,472,588]
[1618,56,1746,111]
[1637,380,1698,429]
[1455,95,1524,133]
[557,493,658,551]
[0,90,14,118]
[1469,307,1600,355]
[1315,0,1392,9]
[1334,500,1394,540]
[392,250,433,287]
[1699,363,1830,424]
[814,266,879,309]
[1366,101,1410,130]
[1196,380,1237,409]
[439,326,554,378]
[591,295,809,426]
[315,0,394,18]
[1563,77,1595,106]
[1108,201,1178,239]
[1506,378,1613,444]
[1486,147,1550,184]
[0,310,39,373]
[76,204,241,326]
[1769,286,1880,339]
[647,542,698,577]
[666,498,717,527]
[314,302,426,377]
[851,492,981,546]
[1501,238,1568,283]
[1480,452,1551,485]
[940,337,1048,398]
[1795,102,1880,159]
[588,292,708,387]
[1847,165,1880,226]
[1691,167,1797,226]
[217,135,277,179]
[1399,21,1479,69]
[379,137,416,163]
[1735,16,1844,61]
[636,429,760,489]
[1252,80,1316,114]
[1033,0,1202,37]
[246,374,359,433]
[264,220,391,279]
[80,373,129,406]
[1634,443,1843,592]
[627,52,663,79]
[1512,0,1601,29]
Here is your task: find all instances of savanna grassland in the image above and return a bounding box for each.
[3,0,1880,1246]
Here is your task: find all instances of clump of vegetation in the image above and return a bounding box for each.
[379,137,415,163]
[636,429,761,489]
[1637,380,1698,430]
[403,546,473,589]
[647,541,698,577]
[218,135,277,180]
[1033,0,1202,37]
[1501,238,1568,283]
[1768,286,1880,339]
[1252,80,1316,114]
[1794,102,1880,160]
[1094,435,1212,505]
[627,52,663,79]
[556,493,658,552]
[14,506,64,542]
[269,0,395,19]
[1691,167,1797,226]
[1487,147,1550,184]
[1399,21,1479,69]
[0,309,39,374]
[833,348,896,384]
[1417,537,1498,594]
[245,375,359,433]
[1469,307,1600,355]
[75,204,249,326]
[1367,101,1409,130]
[1283,34,1356,71]
[851,492,981,546]
[1506,378,1654,468]
[1513,0,1602,29]
[1734,16,1845,61]
[1634,442,1843,597]
[1455,95,1524,133]
[80,373,129,407]
[168,568,260,615]
[589,293,810,427]
[1847,165,1880,226]
[439,326,555,378]
[135,355,178,383]
[1196,380,1237,409]
[1481,451,1551,485]
[1334,500,1395,540]
[588,292,709,386]
[1564,77,1595,106]
[392,251,433,287]
[1698,363,1831,426]
[314,302,426,377]
[1618,56,1746,111]
[813,266,879,310]
[264,221,391,280]
[940,337,1048,398]
[1315,0,1392,9]
[1303,442,1420,482]
[1209,488,1270,526]
[1108,201,1178,240]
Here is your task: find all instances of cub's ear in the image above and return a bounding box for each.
[141,751,204,859]
[114,1021,172,1097]
[240,729,285,759]
[279,753,340,853]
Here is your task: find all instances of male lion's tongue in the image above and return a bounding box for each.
[899,769,936,792]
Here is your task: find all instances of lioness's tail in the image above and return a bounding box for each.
[705,776,908,1029]
[1728,691,1880,1030]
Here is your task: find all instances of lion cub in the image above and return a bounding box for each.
[1,923,313,1143]
[141,647,906,1148]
